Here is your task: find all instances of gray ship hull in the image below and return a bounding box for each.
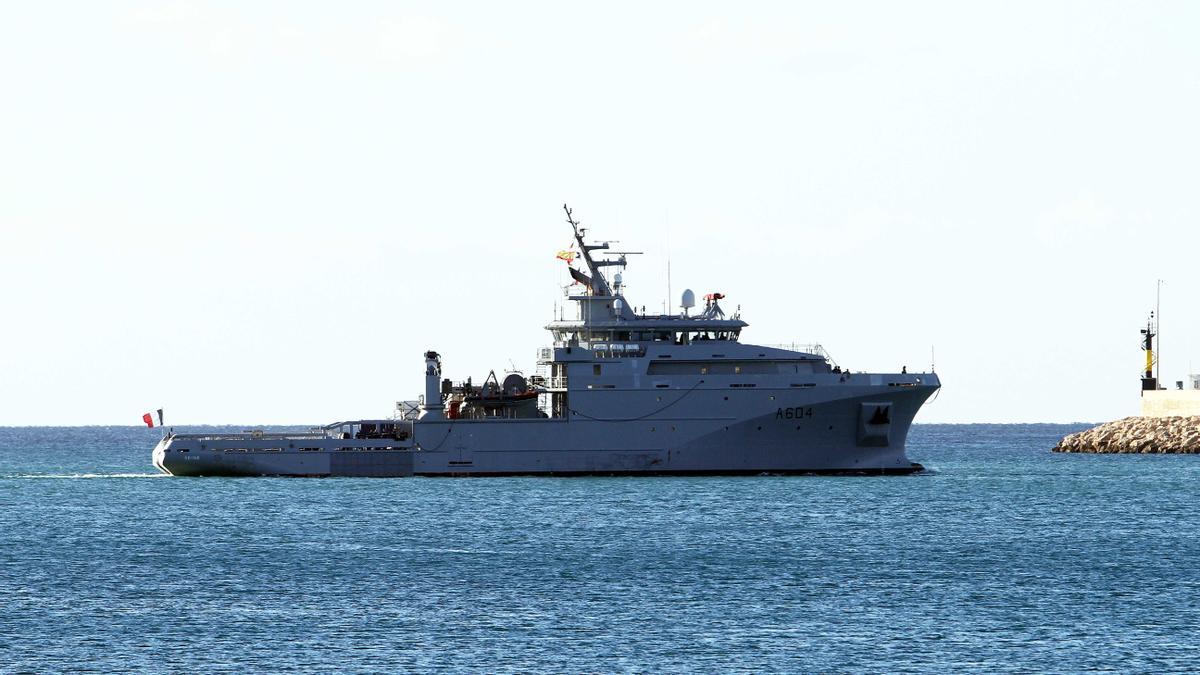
[154,381,937,477]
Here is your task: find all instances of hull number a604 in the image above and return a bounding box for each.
[776,406,814,420]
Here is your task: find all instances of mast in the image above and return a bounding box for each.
[563,204,614,297]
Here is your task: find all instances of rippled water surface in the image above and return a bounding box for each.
[3,424,1200,672]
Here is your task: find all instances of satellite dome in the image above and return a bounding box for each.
[681,289,696,310]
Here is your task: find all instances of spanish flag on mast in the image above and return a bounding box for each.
[555,249,577,262]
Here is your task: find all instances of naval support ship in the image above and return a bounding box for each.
[154,206,940,477]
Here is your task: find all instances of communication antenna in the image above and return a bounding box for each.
[1156,279,1163,386]
[665,208,672,318]
[930,345,936,373]
[667,259,672,317]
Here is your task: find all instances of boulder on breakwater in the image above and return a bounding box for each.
[1053,416,1200,454]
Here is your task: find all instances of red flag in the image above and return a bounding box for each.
[143,413,154,428]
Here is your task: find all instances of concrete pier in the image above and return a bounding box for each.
[1141,391,1200,418]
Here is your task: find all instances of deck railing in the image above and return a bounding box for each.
[762,342,836,363]
[171,431,328,441]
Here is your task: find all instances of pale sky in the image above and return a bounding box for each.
[2,1,1198,425]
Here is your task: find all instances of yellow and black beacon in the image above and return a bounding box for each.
[1140,312,1158,392]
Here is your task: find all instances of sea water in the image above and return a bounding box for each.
[2,425,1199,672]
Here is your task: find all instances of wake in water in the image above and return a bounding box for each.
[3,472,166,479]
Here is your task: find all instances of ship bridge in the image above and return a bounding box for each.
[546,313,748,347]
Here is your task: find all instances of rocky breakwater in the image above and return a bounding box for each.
[1053,416,1200,453]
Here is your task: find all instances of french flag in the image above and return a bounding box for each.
[143,409,163,427]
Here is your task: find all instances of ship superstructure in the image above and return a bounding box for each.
[154,206,940,477]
